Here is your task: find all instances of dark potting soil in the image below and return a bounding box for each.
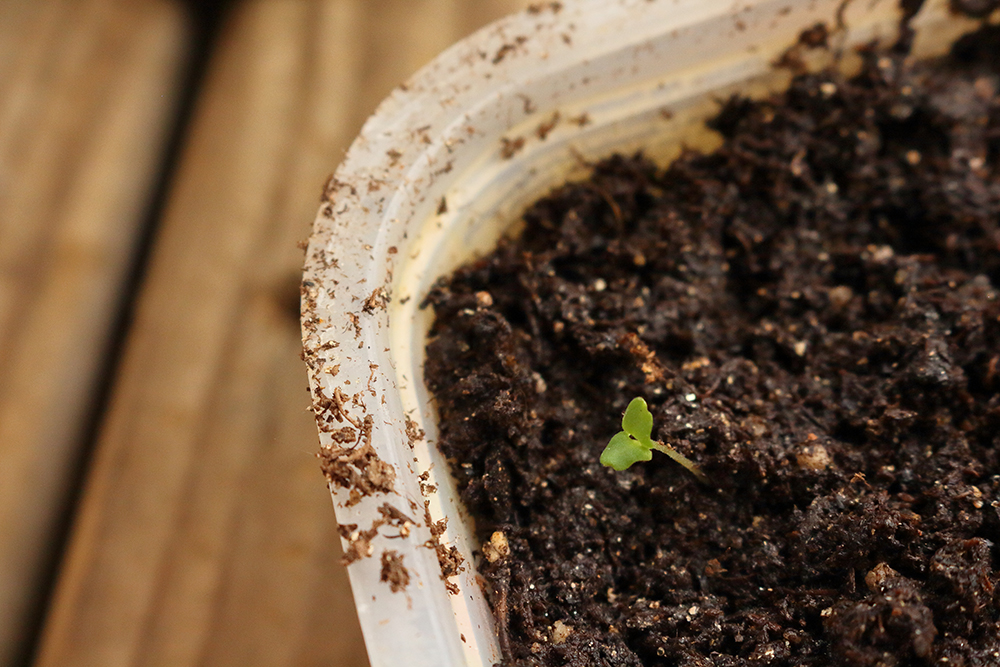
[423,21,1000,667]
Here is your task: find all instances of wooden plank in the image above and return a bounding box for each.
[34,2,532,666]
[0,1,191,664]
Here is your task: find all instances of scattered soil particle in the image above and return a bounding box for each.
[405,413,426,448]
[493,36,528,65]
[519,94,538,114]
[527,2,563,14]
[338,502,418,569]
[378,501,417,538]
[346,312,362,339]
[501,136,526,159]
[362,286,389,313]
[536,112,561,140]
[418,469,437,497]
[318,415,396,507]
[380,550,410,593]
[424,22,1000,667]
[798,22,830,48]
[339,522,380,566]
[422,501,466,594]
[775,22,835,73]
[312,386,358,431]
[494,43,518,65]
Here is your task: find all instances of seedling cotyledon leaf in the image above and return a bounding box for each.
[600,397,707,483]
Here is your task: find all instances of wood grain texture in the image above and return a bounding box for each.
[34,1,532,666]
[0,1,191,664]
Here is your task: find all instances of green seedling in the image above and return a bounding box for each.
[600,397,707,483]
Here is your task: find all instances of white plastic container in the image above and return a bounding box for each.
[302,1,971,665]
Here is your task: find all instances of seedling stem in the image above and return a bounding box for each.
[600,397,707,483]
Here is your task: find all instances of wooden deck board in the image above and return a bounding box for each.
[33,2,531,666]
[0,1,191,663]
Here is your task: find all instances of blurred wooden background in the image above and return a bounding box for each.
[0,1,531,665]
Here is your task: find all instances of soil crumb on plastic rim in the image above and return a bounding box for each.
[500,136,525,159]
[318,415,396,507]
[380,550,410,593]
[423,501,465,595]
[339,503,417,567]
[404,413,425,448]
[526,2,563,14]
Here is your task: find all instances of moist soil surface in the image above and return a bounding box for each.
[424,23,1000,667]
